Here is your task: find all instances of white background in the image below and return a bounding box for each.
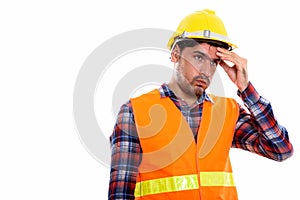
[1,0,299,200]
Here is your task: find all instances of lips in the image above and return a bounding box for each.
[194,79,207,88]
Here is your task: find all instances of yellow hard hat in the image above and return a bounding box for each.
[167,9,237,50]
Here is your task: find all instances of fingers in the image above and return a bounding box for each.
[218,59,231,71]
[216,47,249,91]
[216,47,231,55]
[216,47,247,70]
[216,47,237,64]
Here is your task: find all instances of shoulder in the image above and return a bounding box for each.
[130,89,160,100]
[208,94,239,110]
[208,94,236,102]
[130,89,160,105]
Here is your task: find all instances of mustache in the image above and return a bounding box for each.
[191,74,210,85]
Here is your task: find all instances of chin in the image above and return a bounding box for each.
[194,87,205,98]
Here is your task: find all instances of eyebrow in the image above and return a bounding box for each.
[193,50,207,56]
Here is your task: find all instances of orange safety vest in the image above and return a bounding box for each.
[131,89,240,200]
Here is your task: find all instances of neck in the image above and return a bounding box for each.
[167,80,199,106]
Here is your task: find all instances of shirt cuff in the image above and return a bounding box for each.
[237,82,260,107]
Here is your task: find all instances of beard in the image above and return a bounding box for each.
[190,74,210,98]
[175,67,211,99]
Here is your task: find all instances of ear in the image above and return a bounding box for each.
[170,44,180,62]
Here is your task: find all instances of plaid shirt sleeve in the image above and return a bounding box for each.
[232,82,294,161]
[108,101,141,200]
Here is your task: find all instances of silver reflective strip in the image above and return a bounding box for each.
[181,30,230,42]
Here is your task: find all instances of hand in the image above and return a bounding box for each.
[216,47,249,92]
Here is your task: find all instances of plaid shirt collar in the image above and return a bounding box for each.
[158,83,214,104]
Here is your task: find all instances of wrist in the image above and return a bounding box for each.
[238,81,250,93]
[237,82,260,107]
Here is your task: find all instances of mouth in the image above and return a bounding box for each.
[194,79,208,88]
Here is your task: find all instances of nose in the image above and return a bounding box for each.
[194,61,213,77]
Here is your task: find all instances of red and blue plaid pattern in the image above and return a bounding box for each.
[108,82,293,199]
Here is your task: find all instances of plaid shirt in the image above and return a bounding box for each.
[109,82,293,200]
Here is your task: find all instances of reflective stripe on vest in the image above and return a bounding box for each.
[135,172,235,197]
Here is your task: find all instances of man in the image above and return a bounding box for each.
[108,9,293,199]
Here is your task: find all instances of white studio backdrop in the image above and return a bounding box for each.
[0,1,299,200]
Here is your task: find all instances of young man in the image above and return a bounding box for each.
[109,9,293,199]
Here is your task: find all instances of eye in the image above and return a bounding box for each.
[211,59,220,68]
[194,54,204,62]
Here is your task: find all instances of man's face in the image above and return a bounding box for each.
[174,42,220,98]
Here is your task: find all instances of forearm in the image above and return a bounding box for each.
[232,82,293,161]
[109,129,141,199]
[108,103,141,199]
